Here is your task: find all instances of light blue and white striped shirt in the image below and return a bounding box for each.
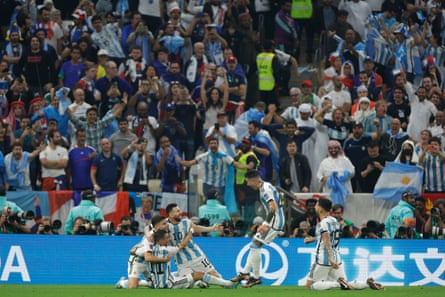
[168,219,205,266]
[259,182,285,231]
[195,151,234,187]
[151,245,179,288]
[423,154,445,192]
[314,216,342,266]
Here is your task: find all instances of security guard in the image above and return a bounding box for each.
[256,40,281,107]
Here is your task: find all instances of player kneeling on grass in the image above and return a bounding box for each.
[304,198,384,291]
[115,215,169,289]
[151,229,238,289]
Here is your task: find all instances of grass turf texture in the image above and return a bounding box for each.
[0,285,443,297]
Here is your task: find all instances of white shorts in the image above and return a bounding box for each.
[308,262,346,283]
[253,226,280,245]
[169,273,194,289]
[176,256,216,276]
[128,255,150,279]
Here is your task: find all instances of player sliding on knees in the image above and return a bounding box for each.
[304,198,384,291]
[150,229,238,289]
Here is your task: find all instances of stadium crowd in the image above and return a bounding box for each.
[0,0,444,239]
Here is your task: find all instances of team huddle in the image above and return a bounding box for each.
[115,169,384,290]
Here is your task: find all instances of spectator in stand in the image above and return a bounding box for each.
[406,84,437,142]
[363,101,392,134]
[279,140,312,193]
[414,197,429,238]
[17,36,56,95]
[205,112,237,157]
[338,0,372,40]
[326,10,354,55]
[129,101,160,156]
[265,117,315,158]
[58,46,84,89]
[133,193,154,233]
[419,136,445,193]
[173,89,198,161]
[90,15,126,63]
[331,204,355,238]
[357,141,387,193]
[110,118,137,157]
[121,137,153,192]
[39,130,68,191]
[291,198,318,237]
[274,0,298,56]
[96,61,132,112]
[385,191,415,238]
[90,138,125,192]
[128,76,163,119]
[317,140,355,195]
[425,199,445,239]
[343,121,381,191]
[158,103,187,152]
[256,40,281,108]
[160,62,188,94]
[326,75,352,114]
[395,140,419,165]
[64,189,104,235]
[67,129,96,191]
[155,136,183,193]
[184,42,208,91]
[247,120,275,182]
[315,103,352,146]
[300,80,321,112]
[2,25,24,75]
[178,138,236,198]
[379,118,410,161]
[119,45,148,93]
[77,62,101,108]
[152,47,169,78]
[67,97,127,152]
[386,87,410,131]
[4,142,43,191]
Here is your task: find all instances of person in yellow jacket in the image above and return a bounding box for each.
[234,137,259,226]
[256,40,281,108]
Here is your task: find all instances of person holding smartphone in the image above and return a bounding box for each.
[419,136,445,193]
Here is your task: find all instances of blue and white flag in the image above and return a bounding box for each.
[373,162,423,202]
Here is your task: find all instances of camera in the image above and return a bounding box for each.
[42,219,62,233]
[5,207,35,224]
[77,219,114,235]
[431,207,441,215]
[121,221,139,233]
[214,123,220,130]
[431,226,445,237]
[360,220,385,238]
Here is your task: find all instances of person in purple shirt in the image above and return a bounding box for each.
[68,129,96,191]
[274,0,298,56]
[58,46,84,89]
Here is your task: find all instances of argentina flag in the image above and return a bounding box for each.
[373,162,423,202]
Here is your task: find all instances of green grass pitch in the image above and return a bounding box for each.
[0,285,443,297]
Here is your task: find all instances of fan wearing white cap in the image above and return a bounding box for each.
[352,96,374,124]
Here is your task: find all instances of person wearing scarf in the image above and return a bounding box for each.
[4,143,42,191]
[122,137,153,192]
[317,140,355,197]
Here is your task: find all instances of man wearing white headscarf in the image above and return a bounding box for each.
[317,140,355,194]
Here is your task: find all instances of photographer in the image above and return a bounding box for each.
[394,218,420,239]
[114,216,138,236]
[425,199,445,239]
[0,185,31,234]
[357,220,387,239]
[35,217,61,235]
[64,189,104,235]
[384,191,415,238]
